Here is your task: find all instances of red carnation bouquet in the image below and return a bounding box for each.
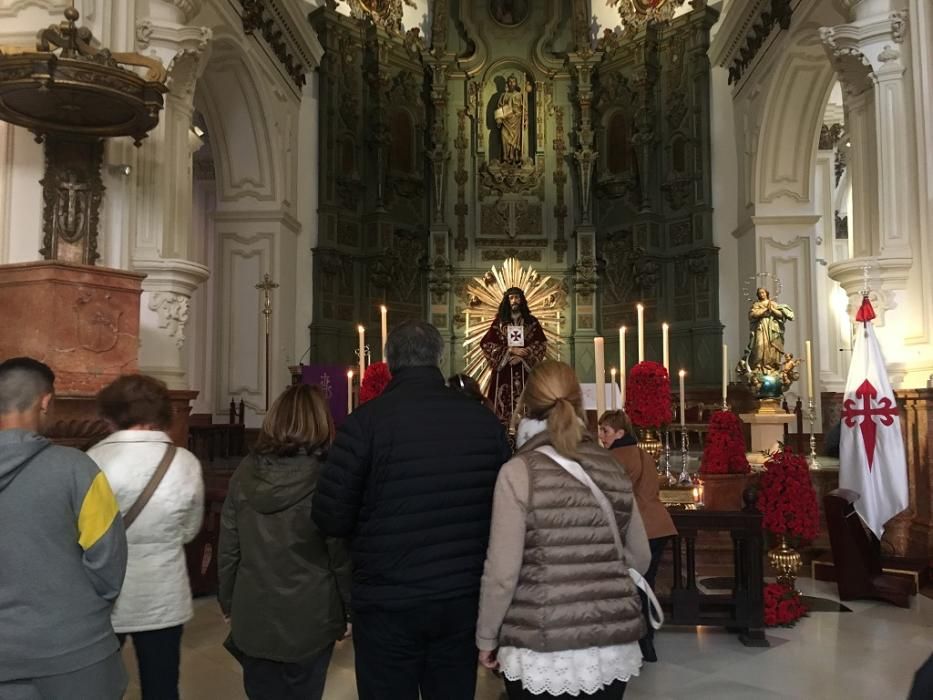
[764,582,808,627]
[624,361,673,429]
[359,362,392,404]
[756,448,819,541]
[699,411,751,475]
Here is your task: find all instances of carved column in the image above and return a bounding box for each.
[824,9,917,377]
[132,18,212,389]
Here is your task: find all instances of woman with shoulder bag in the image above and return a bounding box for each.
[476,361,659,700]
[88,374,205,700]
[598,409,677,663]
[218,384,350,700]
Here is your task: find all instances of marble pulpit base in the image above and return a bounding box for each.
[740,411,796,465]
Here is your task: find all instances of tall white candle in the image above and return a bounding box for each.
[722,344,728,405]
[358,325,366,380]
[610,368,618,410]
[679,370,686,428]
[637,304,645,362]
[805,340,814,399]
[619,326,626,406]
[347,370,354,414]
[662,322,670,372]
[594,337,606,419]
[380,306,388,360]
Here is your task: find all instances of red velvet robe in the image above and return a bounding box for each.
[480,316,547,428]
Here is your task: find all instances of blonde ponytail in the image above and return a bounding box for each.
[523,361,586,459]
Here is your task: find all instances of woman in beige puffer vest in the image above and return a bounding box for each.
[476,361,651,700]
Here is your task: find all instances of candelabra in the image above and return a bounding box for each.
[807,398,821,470]
[661,428,673,484]
[678,428,692,485]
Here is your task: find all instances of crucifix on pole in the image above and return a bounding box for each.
[256,273,279,410]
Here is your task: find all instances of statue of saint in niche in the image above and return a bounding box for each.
[493,73,531,166]
[490,0,529,26]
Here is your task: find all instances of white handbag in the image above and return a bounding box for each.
[535,445,664,630]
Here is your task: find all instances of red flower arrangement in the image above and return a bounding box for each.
[699,411,751,475]
[359,362,392,404]
[757,448,819,541]
[764,582,808,627]
[624,361,673,429]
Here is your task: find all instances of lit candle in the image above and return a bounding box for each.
[619,326,626,406]
[637,304,645,362]
[678,369,686,428]
[594,336,606,418]
[358,325,366,380]
[662,322,670,372]
[693,487,699,502]
[380,306,388,360]
[722,344,728,405]
[347,370,354,414]
[610,368,618,410]
[805,340,814,399]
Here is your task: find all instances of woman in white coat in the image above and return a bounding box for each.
[88,374,204,700]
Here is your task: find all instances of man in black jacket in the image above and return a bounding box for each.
[313,320,511,700]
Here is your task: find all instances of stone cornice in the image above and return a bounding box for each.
[133,257,211,295]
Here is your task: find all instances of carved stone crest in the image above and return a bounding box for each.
[73,290,121,354]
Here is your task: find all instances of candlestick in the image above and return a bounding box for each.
[662,427,673,483]
[807,398,821,470]
[805,339,814,399]
[380,306,388,360]
[722,344,729,410]
[619,326,626,406]
[347,370,354,414]
[610,368,617,410]
[358,325,366,380]
[637,304,645,362]
[662,323,670,372]
[678,369,686,428]
[594,337,606,418]
[678,424,691,485]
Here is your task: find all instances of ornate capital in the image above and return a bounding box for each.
[148,292,190,349]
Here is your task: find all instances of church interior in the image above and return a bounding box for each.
[0,0,931,698]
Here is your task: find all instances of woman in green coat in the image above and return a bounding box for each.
[218,384,350,700]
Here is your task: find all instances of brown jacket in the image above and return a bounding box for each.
[610,445,677,540]
[476,426,649,653]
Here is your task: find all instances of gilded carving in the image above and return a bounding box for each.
[369,231,427,303]
[552,105,568,261]
[481,201,511,238]
[454,109,468,260]
[478,159,544,198]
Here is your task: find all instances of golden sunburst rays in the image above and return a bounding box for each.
[462,258,565,392]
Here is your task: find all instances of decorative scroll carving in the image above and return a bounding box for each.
[481,201,511,238]
[454,109,469,260]
[571,58,600,223]
[478,159,545,198]
[347,0,416,35]
[600,233,657,305]
[148,292,190,348]
[727,0,793,85]
[369,231,427,303]
[427,60,449,222]
[552,105,568,262]
[239,0,307,88]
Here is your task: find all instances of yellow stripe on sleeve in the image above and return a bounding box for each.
[77,472,120,551]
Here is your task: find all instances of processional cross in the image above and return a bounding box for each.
[256,273,279,409]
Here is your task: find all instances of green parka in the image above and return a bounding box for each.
[218,451,350,663]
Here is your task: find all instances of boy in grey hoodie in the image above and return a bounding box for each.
[0,357,128,698]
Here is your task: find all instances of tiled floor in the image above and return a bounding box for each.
[122,578,932,699]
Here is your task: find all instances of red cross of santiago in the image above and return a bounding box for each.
[841,380,898,472]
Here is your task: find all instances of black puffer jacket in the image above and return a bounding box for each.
[218,451,350,663]
[312,365,511,611]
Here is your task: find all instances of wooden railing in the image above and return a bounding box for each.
[662,504,768,647]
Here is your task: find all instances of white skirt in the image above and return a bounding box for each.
[497,641,642,697]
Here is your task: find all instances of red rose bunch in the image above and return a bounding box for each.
[757,448,819,540]
[624,361,673,429]
[699,410,751,475]
[763,582,808,627]
[359,362,392,404]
